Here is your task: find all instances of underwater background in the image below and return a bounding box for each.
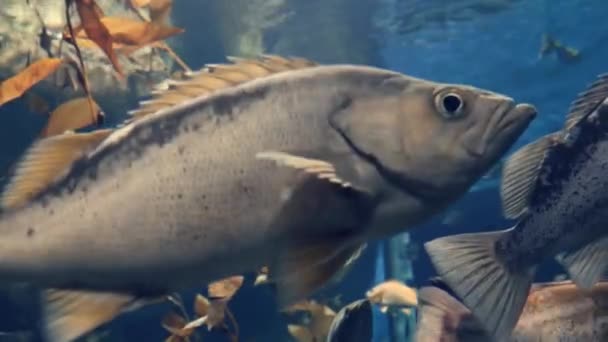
[0,0,606,341]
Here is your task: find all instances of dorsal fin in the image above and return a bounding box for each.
[1,130,113,210]
[128,55,318,120]
[500,132,560,219]
[565,73,608,129]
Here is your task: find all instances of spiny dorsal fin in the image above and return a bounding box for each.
[1,130,113,210]
[128,55,318,120]
[565,73,608,129]
[500,132,560,219]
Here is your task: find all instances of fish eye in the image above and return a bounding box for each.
[436,92,465,119]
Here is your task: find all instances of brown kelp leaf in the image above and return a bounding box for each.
[161,311,186,333]
[193,294,210,318]
[149,0,173,23]
[0,58,63,107]
[164,335,186,342]
[184,298,228,331]
[74,0,123,76]
[42,97,103,137]
[208,276,244,299]
[74,17,183,54]
[161,311,195,337]
[99,17,184,46]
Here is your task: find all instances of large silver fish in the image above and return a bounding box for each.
[425,73,608,340]
[0,56,535,341]
[416,280,608,342]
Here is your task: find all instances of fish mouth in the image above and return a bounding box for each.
[473,101,536,157]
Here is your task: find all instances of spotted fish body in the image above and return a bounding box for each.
[425,74,608,341]
[497,106,608,268]
[0,56,535,341]
[0,66,390,291]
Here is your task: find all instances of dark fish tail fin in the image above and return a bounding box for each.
[424,229,533,341]
[556,236,608,289]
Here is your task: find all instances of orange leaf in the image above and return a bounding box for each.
[74,0,123,76]
[161,311,196,338]
[208,276,244,300]
[101,17,184,46]
[75,17,183,54]
[75,37,128,50]
[193,294,210,318]
[0,58,63,107]
[42,97,103,137]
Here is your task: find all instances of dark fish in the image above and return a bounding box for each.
[416,280,608,342]
[425,73,608,340]
[326,299,372,342]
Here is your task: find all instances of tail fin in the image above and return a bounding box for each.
[556,236,608,290]
[424,229,533,341]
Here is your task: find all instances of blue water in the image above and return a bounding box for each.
[0,0,606,341]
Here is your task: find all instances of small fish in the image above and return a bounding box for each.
[326,299,372,342]
[0,55,534,341]
[425,73,608,340]
[366,279,417,315]
[539,33,581,63]
[416,280,608,342]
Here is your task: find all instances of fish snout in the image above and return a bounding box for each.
[471,100,536,159]
[489,101,537,146]
[510,103,538,124]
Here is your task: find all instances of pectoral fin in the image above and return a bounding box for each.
[42,289,155,342]
[556,237,608,289]
[256,151,355,189]
[273,242,365,308]
[500,133,558,219]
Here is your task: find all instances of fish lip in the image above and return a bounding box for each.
[471,101,536,157]
[497,103,537,132]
